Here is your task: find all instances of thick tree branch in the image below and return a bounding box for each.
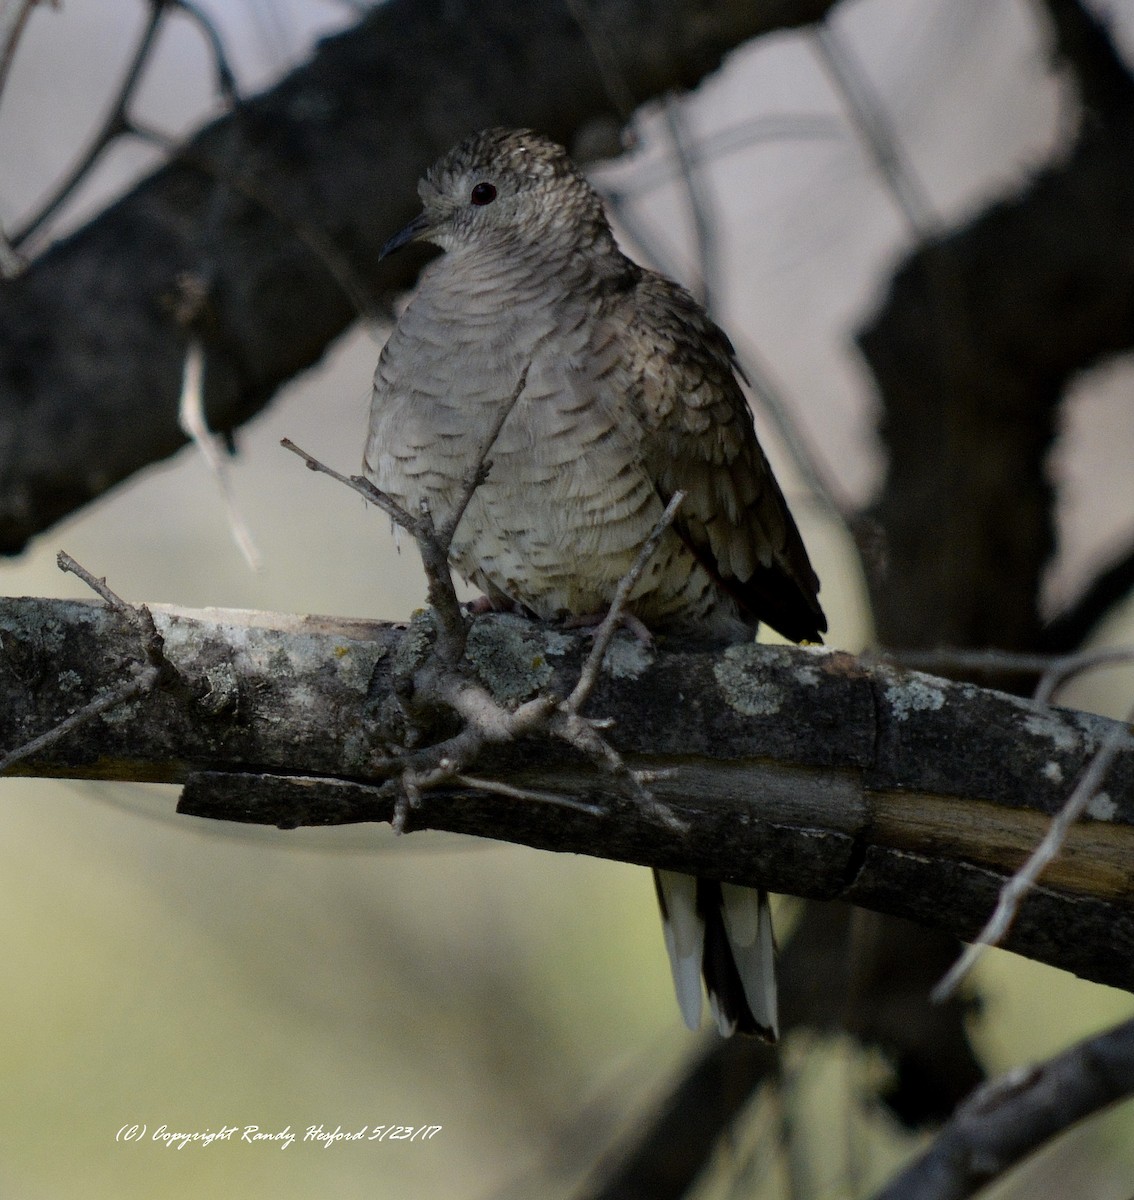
[2,596,1132,992]
[871,1015,1134,1200]
[0,0,837,555]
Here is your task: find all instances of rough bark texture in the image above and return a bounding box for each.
[2,597,1132,993]
[0,0,836,555]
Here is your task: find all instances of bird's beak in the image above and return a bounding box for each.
[380,211,433,259]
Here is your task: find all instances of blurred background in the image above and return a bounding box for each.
[0,0,1133,1195]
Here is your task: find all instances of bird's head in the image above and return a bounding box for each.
[381,127,611,260]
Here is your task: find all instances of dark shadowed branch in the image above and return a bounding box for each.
[0,0,838,555]
[870,1016,1134,1200]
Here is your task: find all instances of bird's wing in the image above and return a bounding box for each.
[612,271,826,643]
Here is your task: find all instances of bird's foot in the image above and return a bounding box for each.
[562,610,654,646]
[464,594,523,616]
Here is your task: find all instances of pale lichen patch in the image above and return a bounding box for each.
[602,635,654,680]
[1042,760,1064,784]
[329,641,387,692]
[1023,711,1078,753]
[466,615,572,705]
[793,664,822,687]
[885,673,946,720]
[1087,791,1117,821]
[713,644,785,717]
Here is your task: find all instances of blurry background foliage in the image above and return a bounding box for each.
[0,0,1133,1196]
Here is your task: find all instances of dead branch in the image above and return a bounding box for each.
[1,596,1133,993]
[0,552,183,772]
[284,410,682,834]
[870,1014,1134,1200]
[0,0,838,555]
[933,696,1134,1000]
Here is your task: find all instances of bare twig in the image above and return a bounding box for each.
[0,552,180,773]
[10,2,166,248]
[0,667,158,774]
[1033,647,1134,704]
[932,697,1134,1002]
[661,99,720,312]
[130,118,377,320]
[730,332,855,524]
[0,0,41,102]
[566,490,684,712]
[286,363,530,666]
[281,437,418,532]
[9,0,243,253]
[178,335,261,570]
[870,1015,1134,1200]
[437,363,531,547]
[169,0,239,102]
[285,375,685,837]
[600,178,854,535]
[454,774,605,816]
[812,18,937,238]
[56,551,175,679]
[0,0,50,275]
[602,115,843,199]
[562,0,637,123]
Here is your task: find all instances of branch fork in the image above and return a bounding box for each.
[284,364,687,835]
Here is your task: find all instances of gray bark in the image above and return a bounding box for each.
[3,596,1132,993]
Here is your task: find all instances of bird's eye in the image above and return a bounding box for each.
[470,182,497,206]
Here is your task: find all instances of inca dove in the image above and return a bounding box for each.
[366,128,826,1039]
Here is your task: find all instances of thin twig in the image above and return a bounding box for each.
[281,438,420,535]
[0,668,158,774]
[662,99,719,313]
[562,0,637,122]
[812,19,937,238]
[130,119,378,321]
[1041,534,1134,653]
[730,332,855,524]
[0,0,40,103]
[9,0,241,254]
[1,552,179,773]
[454,775,605,816]
[876,647,1065,677]
[437,363,530,547]
[11,1,166,248]
[1034,647,1134,704]
[178,336,261,569]
[286,365,685,835]
[566,491,684,712]
[0,0,42,275]
[932,698,1134,1002]
[601,179,854,536]
[603,115,844,199]
[870,1015,1134,1200]
[57,551,173,677]
[169,0,239,101]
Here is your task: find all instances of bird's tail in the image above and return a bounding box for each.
[653,870,778,1040]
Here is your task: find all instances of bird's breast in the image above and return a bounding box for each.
[364,266,739,630]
